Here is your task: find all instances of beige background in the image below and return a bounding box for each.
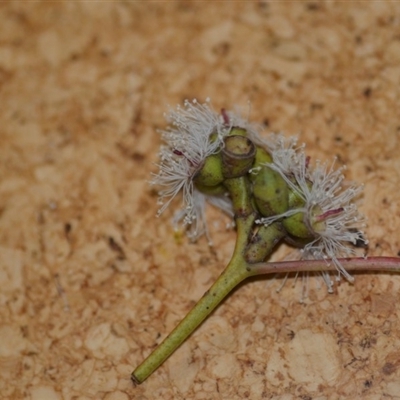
[1,2,400,399]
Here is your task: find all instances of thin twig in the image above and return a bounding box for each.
[249,257,400,275]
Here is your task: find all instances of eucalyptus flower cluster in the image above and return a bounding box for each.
[152,99,367,287]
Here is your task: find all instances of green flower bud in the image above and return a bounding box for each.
[245,222,286,263]
[283,205,326,240]
[251,165,289,217]
[194,153,224,187]
[194,181,227,196]
[287,179,310,209]
[287,189,304,209]
[283,181,318,240]
[254,147,273,167]
[282,211,313,239]
[222,135,256,179]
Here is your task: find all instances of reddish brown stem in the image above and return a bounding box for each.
[248,257,400,276]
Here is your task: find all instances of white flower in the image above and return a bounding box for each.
[152,99,234,241]
[257,138,368,291]
[264,134,305,175]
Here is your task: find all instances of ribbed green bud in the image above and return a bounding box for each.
[251,166,289,217]
[222,135,256,179]
[194,153,224,187]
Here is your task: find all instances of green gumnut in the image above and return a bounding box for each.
[283,204,325,240]
[194,153,224,187]
[282,211,313,239]
[222,135,256,178]
[284,183,321,240]
[252,166,289,217]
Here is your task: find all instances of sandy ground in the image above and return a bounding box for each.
[1,2,400,399]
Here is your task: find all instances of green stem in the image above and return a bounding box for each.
[132,216,255,384]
